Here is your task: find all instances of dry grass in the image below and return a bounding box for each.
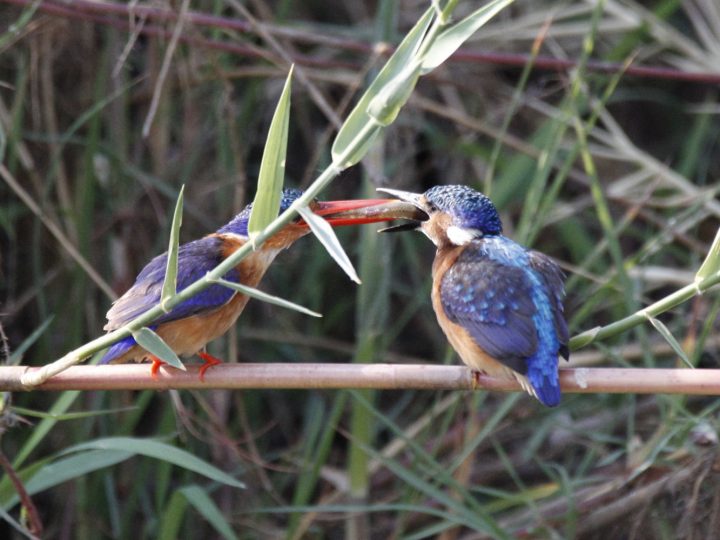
[2,0,720,538]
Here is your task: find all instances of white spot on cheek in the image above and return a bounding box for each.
[574,367,589,389]
[447,226,478,246]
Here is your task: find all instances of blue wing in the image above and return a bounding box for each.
[104,236,240,332]
[440,246,538,374]
[528,250,569,359]
[440,240,567,375]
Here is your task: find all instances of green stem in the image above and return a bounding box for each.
[570,271,720,350]
[21,120,382,385]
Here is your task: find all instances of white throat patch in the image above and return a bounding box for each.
[446,225,480,246]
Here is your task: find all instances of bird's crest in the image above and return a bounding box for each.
[217,188,304,237]
[425,185,502,236]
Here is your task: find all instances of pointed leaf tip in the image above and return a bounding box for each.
[421,0,515,73]
[331,8,434,167]
[297,206,361,283]
[646,314,693,368]
[249,66,294,236]
[132,327,185,371]
[211,277,322,317]
[696,226,720,283]
[161,185,185,310]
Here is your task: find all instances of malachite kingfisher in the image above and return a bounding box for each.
[377,185,569,406]
[101,188,412,378]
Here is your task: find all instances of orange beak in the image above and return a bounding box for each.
[307,199,425,227]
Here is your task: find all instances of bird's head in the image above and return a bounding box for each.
[218,188,421,248]
[377,185,502,248]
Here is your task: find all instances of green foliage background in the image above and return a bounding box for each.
[1,0,720,538]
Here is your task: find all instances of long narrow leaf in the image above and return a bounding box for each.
[131,327,185,371]
[61,437,245,488]
[421,0,515,73]
[8,316,54,365]
[248,66,294,239]
[0,118,5,163]
[3,450,133,509]
[157,491,187,540]
[210,277,321,317]
[12,405,136,420]
[331,8,434,167]
[297,206,361,284]
[367,64,423,126]
[645,314,693,368]
[180,485,239,540]
[161,185,185,310]
[695,226,720,283]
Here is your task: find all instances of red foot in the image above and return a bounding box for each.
[197,352,223,382]
[150,356,167,379]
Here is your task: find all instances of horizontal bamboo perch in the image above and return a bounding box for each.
[1,364,720,395]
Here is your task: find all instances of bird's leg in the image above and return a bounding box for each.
[150,356,166,378]
[197,351,223,381]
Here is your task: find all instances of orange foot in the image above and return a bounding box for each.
[150,355,166,378]
[197,352,223,382]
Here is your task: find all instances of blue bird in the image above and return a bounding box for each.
[378,185,569,406]
[101,188,405,378]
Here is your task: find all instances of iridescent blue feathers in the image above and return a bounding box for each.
[425,185,502,235]
[217,188,304,237]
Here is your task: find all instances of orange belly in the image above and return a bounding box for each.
[110,293,251,363]
[110,235,288,364]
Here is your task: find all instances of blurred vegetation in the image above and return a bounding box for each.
[2,0,720,538]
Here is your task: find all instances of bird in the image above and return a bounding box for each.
[377,185,569,406]
[101,188,407,378]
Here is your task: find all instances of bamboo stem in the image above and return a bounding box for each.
[3,365,720,395]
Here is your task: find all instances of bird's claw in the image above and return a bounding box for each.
[150,356,166,379]
[197,352,223,382]
[471,370,484,390]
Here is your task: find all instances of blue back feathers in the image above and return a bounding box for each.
[424,185,502,235]
[218,188,305,237]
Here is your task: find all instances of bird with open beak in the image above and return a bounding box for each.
[377,185,569,406]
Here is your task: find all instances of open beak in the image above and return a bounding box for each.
[307,198,425,227]
[375,188,429,233]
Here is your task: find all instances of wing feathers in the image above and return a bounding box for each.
[440,240,567,374]
[104,236,240,331]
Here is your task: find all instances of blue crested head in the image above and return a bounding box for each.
[217,188,304,237]
[424,185,502,235]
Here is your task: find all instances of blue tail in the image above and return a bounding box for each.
[100,335,139,364]
[527,358,561,407]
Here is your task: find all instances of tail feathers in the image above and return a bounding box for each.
[100,335,138,364]
[530,377,561,407]
[521,363,561,407]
